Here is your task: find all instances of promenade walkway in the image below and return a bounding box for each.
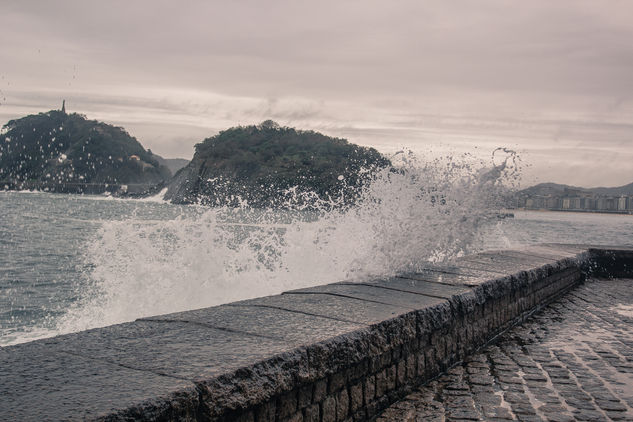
[377,278,633,421]
[2,246,630,421]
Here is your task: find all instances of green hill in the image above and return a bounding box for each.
[518,181,633,197]
[152,156,189,175]
[0,108,171,191]
[164,120,390,207]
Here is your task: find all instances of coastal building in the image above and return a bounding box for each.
[518,191,633,214]
[618,196,627,211]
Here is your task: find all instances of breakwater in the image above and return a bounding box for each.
[1,245,632,421]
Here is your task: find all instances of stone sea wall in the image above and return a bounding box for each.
[1,245,632,421]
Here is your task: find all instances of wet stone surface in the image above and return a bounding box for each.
[377,278,633,421]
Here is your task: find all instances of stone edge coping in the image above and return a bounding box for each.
[1,245,631,420]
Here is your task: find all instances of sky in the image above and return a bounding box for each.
[1,0,632,187]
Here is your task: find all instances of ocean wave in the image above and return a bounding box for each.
[54,149,519,334]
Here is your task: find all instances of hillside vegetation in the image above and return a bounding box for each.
[519,182,633,197]
[0,109,171,187]
[165,120,390,207]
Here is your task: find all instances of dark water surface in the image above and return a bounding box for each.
[1,191,632,346]
[0,191,187,345]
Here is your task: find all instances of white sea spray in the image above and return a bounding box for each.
[54,150,519,333]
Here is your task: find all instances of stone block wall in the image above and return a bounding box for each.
[212,259,585,421]
[4,245,628,421]
[586,247,633,278]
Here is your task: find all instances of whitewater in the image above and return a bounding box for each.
[2,150,632,346]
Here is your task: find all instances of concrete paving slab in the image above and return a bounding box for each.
[140,304,365,346]
[537,243,593,256]
[396,269,485,286]
[232,292,413,326]
[493,248,566,262]
[477,251,559,267]
[419,262,508,278]
[590,244,633,250]
[283,283,447,310]
[458,252,554,273]
[342,277,471,299]
[46,320,298,381]
[455,254,538,274]
[0,341,199,421]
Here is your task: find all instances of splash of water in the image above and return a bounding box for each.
[55,149,519,333]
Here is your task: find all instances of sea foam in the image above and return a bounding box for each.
[54,149,519,334]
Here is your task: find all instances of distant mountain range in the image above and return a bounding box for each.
[519,182,633,197]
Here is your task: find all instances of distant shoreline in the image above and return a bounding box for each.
[0,180,163,198]
[514,208,633,216]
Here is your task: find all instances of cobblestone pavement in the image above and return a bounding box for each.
[377,278,633,421]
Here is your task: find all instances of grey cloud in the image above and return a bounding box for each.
[1,0,633,186]
[6,0,632,97]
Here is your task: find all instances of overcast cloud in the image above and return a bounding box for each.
[1,0,632,187]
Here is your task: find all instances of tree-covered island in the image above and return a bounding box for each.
[164,120,391,207]
[0,105,172,193]
[1,108,390,204]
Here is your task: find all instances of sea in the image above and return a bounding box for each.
[2,157,633,347]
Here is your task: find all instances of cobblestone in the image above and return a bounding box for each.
[377,278,633,421]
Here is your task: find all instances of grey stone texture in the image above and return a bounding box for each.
[377,277,633,421]
[0,245,631,421]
